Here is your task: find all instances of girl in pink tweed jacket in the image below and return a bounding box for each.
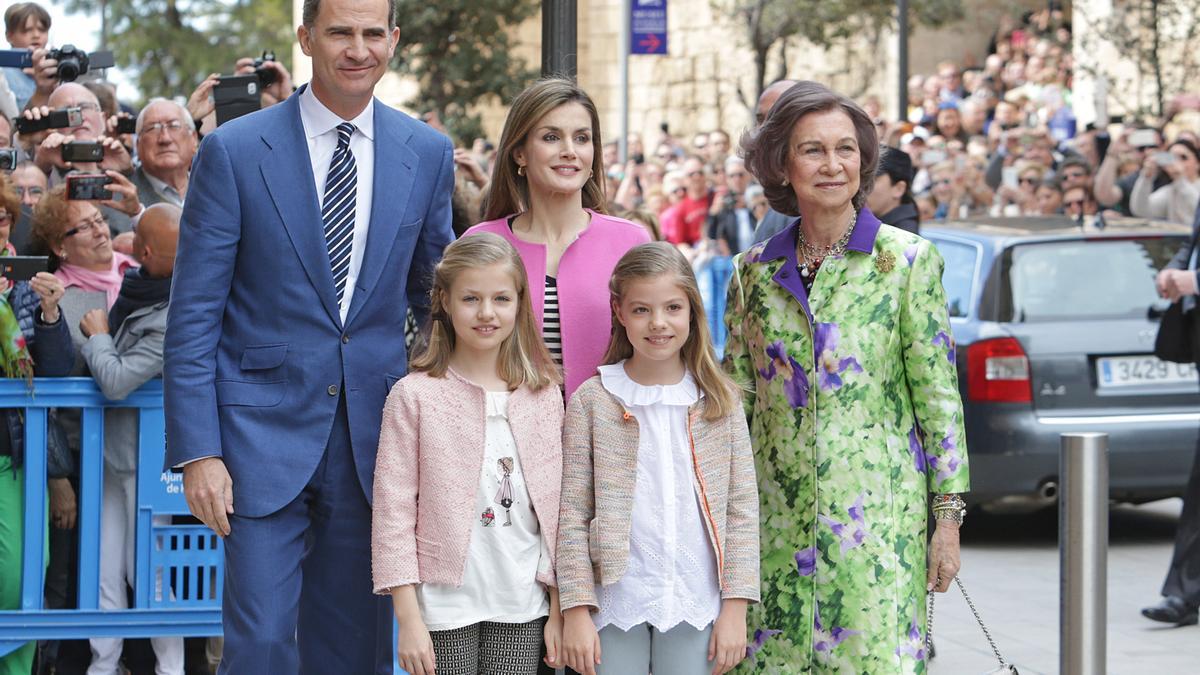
[558,243,760,675]
[372,234,566,675]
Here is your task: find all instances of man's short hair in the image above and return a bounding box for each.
[4,2,51,35]
[136,98,195,136]
[302,0,396,29]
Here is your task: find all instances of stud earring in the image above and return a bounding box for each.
[782,178,789,186]
[517,165,526,176]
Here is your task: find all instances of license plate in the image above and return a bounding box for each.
[1096,355,1198,388]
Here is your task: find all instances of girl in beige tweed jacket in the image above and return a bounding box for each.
[558,243,760,675]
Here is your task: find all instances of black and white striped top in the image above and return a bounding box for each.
[543,276,563,365]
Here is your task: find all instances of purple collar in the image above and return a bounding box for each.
[759,207,883,263]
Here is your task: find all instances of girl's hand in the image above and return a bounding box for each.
[396,616,436,675]
[562,606,602,675]
[708,598,748,674]
[543,610,565,668]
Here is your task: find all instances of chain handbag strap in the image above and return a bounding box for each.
[926,576,1015,672]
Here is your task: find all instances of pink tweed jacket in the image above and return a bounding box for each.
[371,369,564,593]
[464,210,651,399]
[556,375,761,612]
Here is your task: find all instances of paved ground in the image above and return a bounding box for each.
[929,499,1197,674]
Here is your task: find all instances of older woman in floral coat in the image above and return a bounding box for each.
[724,81,969,673]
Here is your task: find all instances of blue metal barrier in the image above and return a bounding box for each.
[0,378,221,659]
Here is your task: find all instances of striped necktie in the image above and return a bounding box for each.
[323,122,357,305]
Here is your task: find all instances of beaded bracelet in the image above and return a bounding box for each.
[932,493,966,524]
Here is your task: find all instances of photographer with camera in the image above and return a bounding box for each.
[18,83,138,233]
[1131,139,1200,225]
[233,52,293,108]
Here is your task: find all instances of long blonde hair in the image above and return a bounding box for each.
[481,77,609,220]
[411,233,560,390]
[601,242,739,421]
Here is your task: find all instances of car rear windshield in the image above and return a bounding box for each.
[998,237,1186,322]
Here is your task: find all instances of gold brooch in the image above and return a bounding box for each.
[875,251,896,273]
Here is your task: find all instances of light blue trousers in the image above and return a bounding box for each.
[595,622,715,675]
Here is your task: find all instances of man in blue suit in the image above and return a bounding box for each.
[163,0,454,671]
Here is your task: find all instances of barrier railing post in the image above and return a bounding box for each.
[1059,432,1108,675]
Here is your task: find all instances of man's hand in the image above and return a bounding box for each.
[99,137,134,175]
[183,457,235,537]
[49,477,77,530]
[29,48,58,99]
[186,74,221,125]
[80,308,109,338]
[235,58,293,107]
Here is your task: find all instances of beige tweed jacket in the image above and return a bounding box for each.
[557,375,760,612]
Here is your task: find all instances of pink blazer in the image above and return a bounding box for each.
[465,210,651,399]
[371,369,564,593]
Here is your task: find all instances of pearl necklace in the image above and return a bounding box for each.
[797,209,857,279]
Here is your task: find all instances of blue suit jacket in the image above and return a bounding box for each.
[163,89,454,517]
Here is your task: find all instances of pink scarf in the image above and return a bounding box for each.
[54,252,140,309]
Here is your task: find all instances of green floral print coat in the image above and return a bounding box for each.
[724,211,970,673]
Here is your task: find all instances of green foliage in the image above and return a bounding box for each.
[62,0,293,105]
[1076,0,1200,119]
[714,0,964,109]
[392,0,540,144]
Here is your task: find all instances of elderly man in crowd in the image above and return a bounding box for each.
[130,99,197,208]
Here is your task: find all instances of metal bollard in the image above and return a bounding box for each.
[1059,432,1109,675]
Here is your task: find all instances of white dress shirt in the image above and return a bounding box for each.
[592,363,722,632]
[298,85,375,323]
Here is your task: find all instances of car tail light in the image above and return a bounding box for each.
[967,337,1032,403]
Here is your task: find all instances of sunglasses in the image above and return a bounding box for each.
[1018,177,1040,185]
[1062,171,1087,180]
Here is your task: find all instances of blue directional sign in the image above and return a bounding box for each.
[631,0,667,55]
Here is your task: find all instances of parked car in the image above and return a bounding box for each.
[923,216,1200,511]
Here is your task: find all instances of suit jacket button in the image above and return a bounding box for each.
[327,384,339,396]
[341,334,349,344]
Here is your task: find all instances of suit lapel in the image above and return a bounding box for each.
[344,104,418,328]
[260,93,343,328]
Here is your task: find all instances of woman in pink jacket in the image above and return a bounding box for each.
[466,77,650,399]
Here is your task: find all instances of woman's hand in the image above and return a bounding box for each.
[29,272,64,323]
[99,169,143,217]
[927,520,961,593]
[1142,156,1161,180]
[49,478,77,530]
[562,606,602,675]
[708,598,748,674]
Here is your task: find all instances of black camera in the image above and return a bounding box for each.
[0,149,17,171]
[47,44,115,82]
[253,51,277,87]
